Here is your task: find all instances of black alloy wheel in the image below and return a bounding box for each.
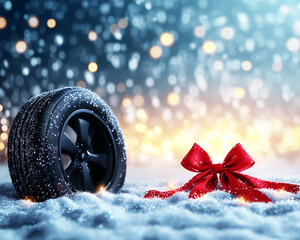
[60,110,115,192]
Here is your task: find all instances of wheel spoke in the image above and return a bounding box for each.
[80,162,94,192]
[75,118,93,147]
[61,132,77,157]
[87,153,108,169]
[65,160,79,175]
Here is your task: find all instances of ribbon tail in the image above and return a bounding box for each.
[232,172,300,194]
[220,172,272,203]
[189,172,217,199]
[143,190,177,199]
[143,170,211,199]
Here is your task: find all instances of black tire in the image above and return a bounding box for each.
[8,87,126,202]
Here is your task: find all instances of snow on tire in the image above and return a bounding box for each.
[8,87,126,202]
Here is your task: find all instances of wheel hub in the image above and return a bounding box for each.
[77,148,89,162]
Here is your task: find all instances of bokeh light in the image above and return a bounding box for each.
[47,18,56,28]
[133,95,145,107]
[220,27,235,40]
[286,38,300,52]
[0,17,7,29]
[122,98,132,108]
[213,61,224,71]
[167,92,180,106]
[242,61,252,71]
[15,41,27,53]
[280,5,290,15]
[149,46,162,59]
[88,62,98,73]
[76,80,86,88]
[1,125,8,132]
[202,41,216,54]
[194,26,206,38]
[88,31,98,41]
[0,143,5,151]
[272,62,283,72]
[110,23,119,33]
[160,32,174,47]
[0,133,8,141]
[118,18,128,29]
[136,109,149,122]
[234,87,246,99]
[28,16,39,28]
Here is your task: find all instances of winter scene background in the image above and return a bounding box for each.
[1,0,300,239]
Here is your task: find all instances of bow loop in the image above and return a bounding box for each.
[181,143,212,172]
[222,143,255,172]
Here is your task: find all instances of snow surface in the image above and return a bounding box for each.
[1,165,300,240]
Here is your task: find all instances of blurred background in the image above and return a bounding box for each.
[0,0,300,177]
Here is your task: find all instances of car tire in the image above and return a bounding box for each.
[8,87,126,202]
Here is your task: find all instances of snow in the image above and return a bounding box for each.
[1,165,300,240]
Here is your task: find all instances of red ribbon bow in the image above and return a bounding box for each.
[143,143,300,203]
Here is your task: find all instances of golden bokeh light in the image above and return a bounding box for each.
[202,41,216,54]
[28,16,39,28]
[15,41,27,53]
[1,125,8,132]
[135,123,147,133]
[47,18,56,28]
[278,127,300,154]
[0,17,7,29]
[118,18,128,29]
[234,87,246,99]
[0,104,3,112]
[160,32,174,47]
[122,107,300,164]
[167,92,180,106]
[88,62,98,73]
[0,132,8,141]
[145,130,155,139]
[0,142,5,151]
[122,98,132,108]
[141,142,154,154]
[153,126,162,135]
[136,108,149,122]
[88,31,98,41]
[149,46,162,59]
